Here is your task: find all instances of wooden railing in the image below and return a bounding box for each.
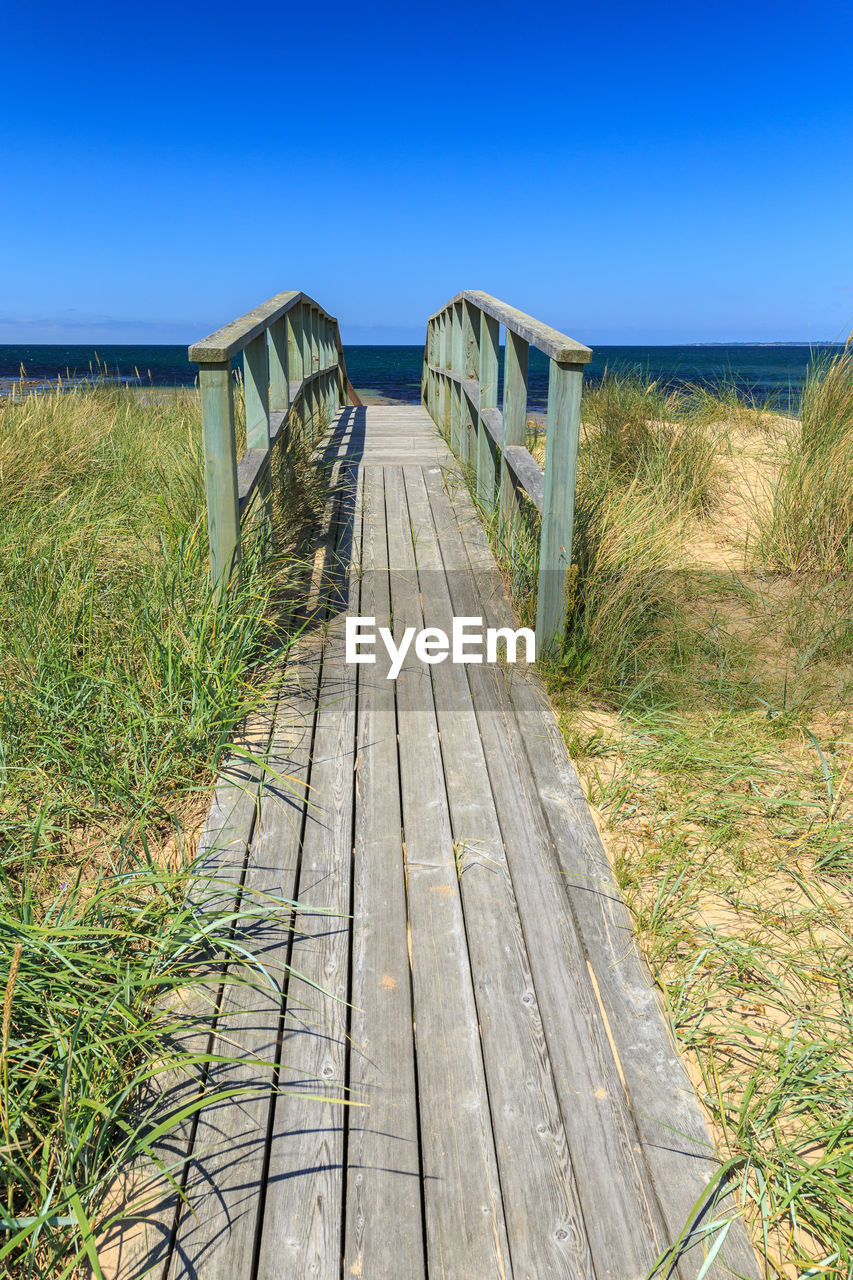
[190,290,360,587]
[422,291,592,646]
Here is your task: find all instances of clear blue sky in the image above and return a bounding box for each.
[2,0,851,345]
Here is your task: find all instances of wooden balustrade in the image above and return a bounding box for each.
[422,290,592,647]
[190,290,360,588]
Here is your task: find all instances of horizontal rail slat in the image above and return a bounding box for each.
[503,446,544,513]
[427,290,592,364]
[480,406,503,448]
[269,409,287,447]
[461,376,479,416]
[237,447,269,514]
[426,364,544,510]
[288,363,339,404]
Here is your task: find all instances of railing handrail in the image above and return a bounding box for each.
[191,290,360,588]
[422,291,591,647]
[426,290,593,365]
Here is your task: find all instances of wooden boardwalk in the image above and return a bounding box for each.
[105,406,758,1280]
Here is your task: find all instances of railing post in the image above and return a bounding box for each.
[328,318,336,416]
[333,323,344,408]
[450,300,463,454]
[311,308,321,433]
[460,301,479,469]
[320,315,329,423]
[244,331,272,549]
[288,306,303,387]
[199,361,241,588]
[536,359,584,648]
[285,306,301,441]
[427,314,435,414]
[438,311,448,433]
[300,304,314,438]
[268,316,289,413]
[326,317,334,419]
[477,312,500,511]
[499,329,528,535]
[244,332,271,452]
[424,319,435,416]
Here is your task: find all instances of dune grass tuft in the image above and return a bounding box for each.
[0,383,330,1275]
[581,369,724,513]
[757,342,853,574]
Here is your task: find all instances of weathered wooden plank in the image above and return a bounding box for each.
[404,466,596,1280]
[359,430,438,439]
[384,466,511,1280]
[503,444,544,513]
[165,726,310,1280]
[242,331,272,547]
[284,365,339,422]
[310,309,321,429]
[480,404,503,449]
[243,333,270,450]
[199,362,241,588]
[324,317,334,419]
[423,319,434,417]
[360,443,444,453]
[359,456,452,468]
[189,290,337,363]
[287,306,304,385]
[460,375,479,418]
[254,465,361,1280]
[438,311,448,432]
[460,300,479,469]
[426,291,592,365]
[344,467,425,1280]
[477,312,500,512]
[300,304,315,439]
[162,461,354,1280]
[99,701,282,1280]
[333,323,361,408]
[536,360,583,647]
[268,316,289,413]
[236,446,268,514]
[499,329,528,535]
[97,457,359,1280]
[449,302,463,456]
[424,466,678,1279]
[434,467,761,1280]
[269,409,287,449]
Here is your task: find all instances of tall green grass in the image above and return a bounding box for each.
[1,850,307,1278]
[562,479,684,691]
[581,369,724,513]
[0,384,328,1275]
[757,343,853,573]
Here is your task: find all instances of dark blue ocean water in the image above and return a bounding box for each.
[0,342,840,411]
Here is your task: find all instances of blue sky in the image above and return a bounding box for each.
[2,0,851,344]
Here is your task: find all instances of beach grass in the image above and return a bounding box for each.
[756,342,853,574]
[0,383,329,1276]
[473,364,853,1277]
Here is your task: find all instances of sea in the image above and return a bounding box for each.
[0,342,842,412]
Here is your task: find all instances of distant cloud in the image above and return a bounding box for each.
[0,313,211,344]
